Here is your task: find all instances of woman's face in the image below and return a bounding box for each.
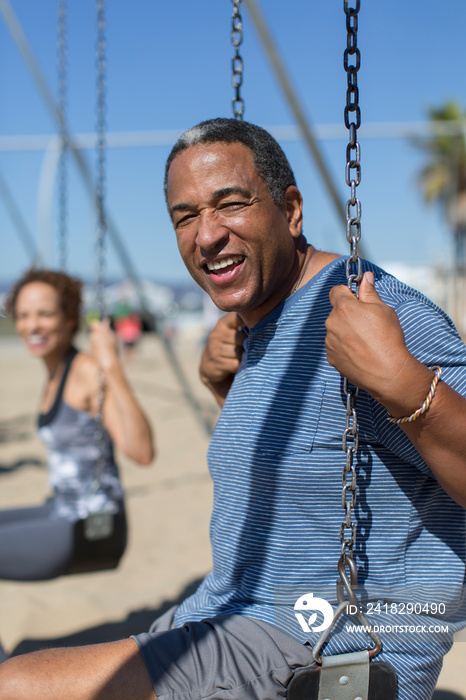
[15,282,74,359]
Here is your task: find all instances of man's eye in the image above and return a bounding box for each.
[220,201,247,211]
[175,213,196,227]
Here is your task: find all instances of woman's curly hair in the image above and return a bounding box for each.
[4,268,83,335]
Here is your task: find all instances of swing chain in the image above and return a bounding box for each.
[344,0,362,294]
[340,0,362,574]
[92,0,108,495]
[90,369,107,496]
[313,1,385,668]
[231,0,244,120]
[95,0,107,319]
[335,0,381,662]
[338,0,363,607]
[57,0,68,271]
[340,377,359,562]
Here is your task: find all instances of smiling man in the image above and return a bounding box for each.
[167,138,307,324]
[1,118,466,700]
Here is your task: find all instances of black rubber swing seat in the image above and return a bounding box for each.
[65,509,127,575]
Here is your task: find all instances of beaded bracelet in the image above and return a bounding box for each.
[387,366,443,425]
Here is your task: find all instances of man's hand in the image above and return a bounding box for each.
[326,270,466,507]
[200,312,246,407]
[325,271,425,412]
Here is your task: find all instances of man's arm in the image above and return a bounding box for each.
[199,313,246,407]
[325,271,466,507]
[0,639,156,699]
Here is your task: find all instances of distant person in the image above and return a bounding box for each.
[0,268,154,582]
[114,311,143,363]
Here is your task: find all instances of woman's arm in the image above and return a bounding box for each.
[88,319,155,465]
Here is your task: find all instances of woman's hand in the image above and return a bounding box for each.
[88,318,120,373]
[88,318,154,465]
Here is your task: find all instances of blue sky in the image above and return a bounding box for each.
[0,0,465,287]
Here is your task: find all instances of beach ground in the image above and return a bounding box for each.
[0,330,464,697]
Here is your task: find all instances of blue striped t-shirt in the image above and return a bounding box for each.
[175,257,466,699]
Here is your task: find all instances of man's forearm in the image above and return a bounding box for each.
[396,379,466,507]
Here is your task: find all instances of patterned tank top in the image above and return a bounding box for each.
[38,347,124,521]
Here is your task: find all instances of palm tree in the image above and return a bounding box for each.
[411,101,466,330]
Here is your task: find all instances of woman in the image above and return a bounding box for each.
[0,268,154,581]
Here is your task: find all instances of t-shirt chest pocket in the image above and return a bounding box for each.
[248,374,325,455]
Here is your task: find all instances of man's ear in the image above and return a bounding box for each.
[283,186,303,238]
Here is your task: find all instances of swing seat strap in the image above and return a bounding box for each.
[318,650,369,700]
[288,650,398,700]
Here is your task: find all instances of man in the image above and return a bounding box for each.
[1,117,465,699]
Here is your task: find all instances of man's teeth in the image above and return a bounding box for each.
[207,256,244,271]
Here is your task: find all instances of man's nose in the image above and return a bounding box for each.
[195,210,228,252]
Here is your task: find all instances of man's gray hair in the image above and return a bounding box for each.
[164,118,296,207]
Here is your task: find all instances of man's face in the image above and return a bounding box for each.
[167,141,303,328]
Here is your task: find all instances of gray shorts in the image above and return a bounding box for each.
[132,607,315,700]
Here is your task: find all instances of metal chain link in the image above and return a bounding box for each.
[314,3,383,662]
[343,0,362,293]
[92,0,108,495]
[95,0,107,319]
[231,0,244,119]
[57,0,68,270]
[89,369,106,496]
[340,0,362,578]
[340,377,359,562]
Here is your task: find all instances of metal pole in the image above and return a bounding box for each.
[243,0,368,259]
[37,136,61,267]
[0,168,41,265]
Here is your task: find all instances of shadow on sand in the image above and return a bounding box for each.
[0,415,36,445]
[11,577,204,657]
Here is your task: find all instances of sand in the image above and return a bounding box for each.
[0,330,464,697]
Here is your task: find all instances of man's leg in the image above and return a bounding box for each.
[0,638,156,700]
